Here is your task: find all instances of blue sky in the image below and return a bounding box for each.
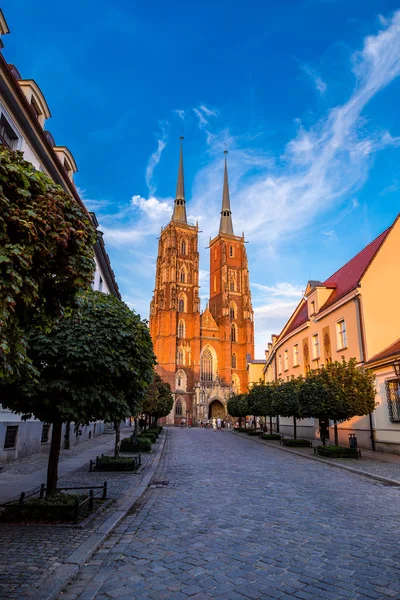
[3,0,400,356]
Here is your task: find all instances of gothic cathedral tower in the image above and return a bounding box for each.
[150,144,254,425]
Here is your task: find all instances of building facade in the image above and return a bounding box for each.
[250,214,400,453]
[150,145,254,425]
[0,12,120,462]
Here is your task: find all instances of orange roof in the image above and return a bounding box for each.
[365,339,400,365]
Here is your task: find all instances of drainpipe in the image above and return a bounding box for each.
[355,295,375,451]
[273,352,279,434]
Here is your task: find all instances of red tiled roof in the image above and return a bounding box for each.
[280,226,391,340]
[365,339,400,365]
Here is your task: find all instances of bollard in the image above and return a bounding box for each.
[89,459,93,472]
[102,481,107,500]
[39,484,45,499]
[19,492,25,504]
[89,489,94,511]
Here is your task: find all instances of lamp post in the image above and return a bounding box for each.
[186,409,189,427]
[393,358,400,381]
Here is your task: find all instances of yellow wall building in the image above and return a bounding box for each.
[250,214,400,453]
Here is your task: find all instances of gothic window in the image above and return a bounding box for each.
[181,240,186,255]
[229,245,233,258]
[201,348,213,381]
[177,348,184,364]
[232,353,237,368]
[178,298,184,312]
[213,276,217,293]
[231,323,237,342]
[179,269,185,283]
[229,302,236,320]
[175,399,183,416]
[178,319,185,338]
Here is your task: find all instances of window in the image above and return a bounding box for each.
[231,323,237,342]
[293,344,299,367]
[229,303,236,320]
[98,276,103,292]
[179,269,185,283]
[175,400,183,416]
[64,159,72,176]
[178,320,185,338]
[284,350,289,371]
[336,319,347,350]
[230,280,235,292]
[278,355,282,375]
[386,380,400,422]
[178,298,185,312]
[310,300,316,315]
[201,348,213,381]
[181,240,186,255]
[4,425,18,449]
[229,245,233,258]
[177,374,182,387]
[232,353,237,368]
[41,424,50,444]
[0,115,18,149]
[214,248,217,260]
[213,276,217,293]
[312,334,320,359]
[177,348,184,364]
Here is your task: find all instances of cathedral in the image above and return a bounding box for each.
[149,140,254,425]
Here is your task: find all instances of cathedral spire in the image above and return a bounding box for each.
[219,150,234,235]
[172,136,187,223]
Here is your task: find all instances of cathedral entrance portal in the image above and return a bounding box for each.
[209,400,225,420]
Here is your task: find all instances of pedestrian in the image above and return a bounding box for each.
[227,421,231,430]
[200,421,203,428]
[212,417,217,430]
[217,417,222,431]
[180,418,185,428]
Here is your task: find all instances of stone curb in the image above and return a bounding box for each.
[231,431,400,487]
[37,431,167,600]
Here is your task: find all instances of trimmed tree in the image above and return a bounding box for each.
[274,376,305,440]
[142,372,174,428]
[227,393,249,428]
[248,382,278,434]
[0,146,96,381]
[300,358,376,445]
[0,291,155,493]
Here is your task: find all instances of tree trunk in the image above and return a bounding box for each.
[47,422,62,495]
[64,421,71,450]
[293,416,297,440]
[334,420,338,446]
[269,415,272,434]
[276,415,280,434]
[133,418,138,444]
[114,421,120,458]
[254,416,256,431]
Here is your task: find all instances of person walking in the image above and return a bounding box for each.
[212,417,217,431]
[217,417,222,431]
[180,418,185,428]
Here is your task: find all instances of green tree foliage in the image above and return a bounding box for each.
[274,376,305,439]
[142,372,174,425]
[299,358,376,444]
[0,291,155,492]
[248,382,278,431]
[227,393,249,427]
[0,147,96,381]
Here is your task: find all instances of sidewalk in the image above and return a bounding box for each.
[0,428,134,504]
[232,431,400,484]
[0,430,167,600]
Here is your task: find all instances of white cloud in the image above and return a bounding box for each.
[131,195,172,221]
[322,230,337,241]
[193,105,219,128]
[174,109,185,120]
[301,64,327,95]
[252,282,304,297]
[145,122,168,194]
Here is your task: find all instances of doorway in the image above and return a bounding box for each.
[209,400,225,420]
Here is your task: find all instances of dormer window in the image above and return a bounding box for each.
[0,114,18,149]
[64,159,72,176]
[30,96,42,120]
[310,300,316,316]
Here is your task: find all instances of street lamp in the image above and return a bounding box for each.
[186,409,189,427]
[393,359,400,381]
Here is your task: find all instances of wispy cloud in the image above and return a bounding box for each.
[174,109,185,120]
[145,122,168,195]
[301,64,327,95]
[193,105,219,128]
[131,195,172,221]
[252,282,304,297]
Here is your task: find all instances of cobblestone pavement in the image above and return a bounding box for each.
[60,428,400,600]
[0,439,159,600]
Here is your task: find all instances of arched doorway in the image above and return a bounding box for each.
[209,399,225,419]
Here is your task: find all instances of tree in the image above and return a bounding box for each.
[227,393,249,427]
[248,382,278,434]
[300,358,376,445]
[142,372,173,427]
[0,291,156,493]
[274,376,305,439]
[0,146,96,381]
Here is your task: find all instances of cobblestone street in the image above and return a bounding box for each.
[61,428,400,600]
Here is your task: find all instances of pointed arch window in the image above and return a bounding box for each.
[178,298,184,312]
[230,280,235,292]
[231,323,237,342]
[229,245,233,258]
[229,302,236,320]
[177,348,184,364]
[179,269,185,283]
[201,348,213,381]
[178,319,185,338]
[175,399,182,416]
[232,353,237,368]
[181,240,186,255]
